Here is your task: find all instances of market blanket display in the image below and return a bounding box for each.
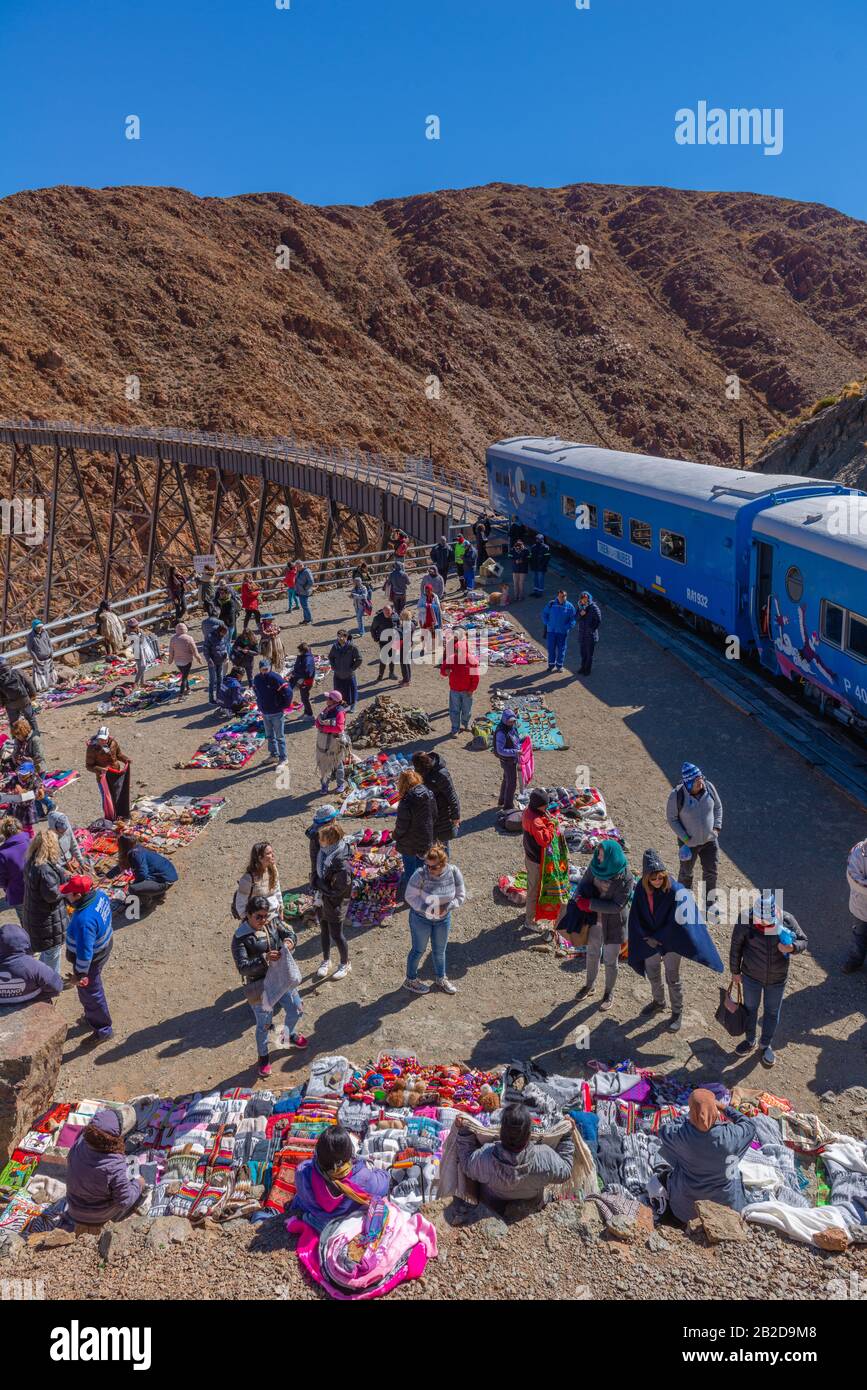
[472,689,567,751]
[98,670,204,717]
[516,784,627,853]
[3,1058,864,1285]
[27,657,139,711]
[441,596,544,667]
[338,751,412,817]
[176,704,266,771]
[75,794,226,902]
[344,833,401,927]
[0,769,79,812]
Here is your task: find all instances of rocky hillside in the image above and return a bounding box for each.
[1,181,866,483]
[755,381,867,487]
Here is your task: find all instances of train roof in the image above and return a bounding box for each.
[487,437,840,519]
[753,496,867,575]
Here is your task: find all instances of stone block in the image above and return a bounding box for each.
[0,1003,67,1163]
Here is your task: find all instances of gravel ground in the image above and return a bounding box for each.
[6,568,867,1301]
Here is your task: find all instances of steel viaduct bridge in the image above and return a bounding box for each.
[0,420,490,638]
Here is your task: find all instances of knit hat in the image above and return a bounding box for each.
[642,848,667,877]
[681,761,702,789]
[591,838,628,880]
[16,760,34,776]
[326,689,344,704]
[528,789,548,811]
[754,891,782,927]
[60,874,93,897]
[535,533,544,541]
[258,658,271,671]
[313,805,339,825]
[31,618,42,629]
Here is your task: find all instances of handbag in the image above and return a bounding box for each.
[715,979,747,1037]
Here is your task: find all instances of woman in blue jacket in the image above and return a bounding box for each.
[493,709,522,812]
[117,833,178,908]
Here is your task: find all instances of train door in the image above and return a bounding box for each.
[750,539,777,667]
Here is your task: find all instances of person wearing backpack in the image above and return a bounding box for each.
[0,660,40,733]
[231,894,307,1078]
[666,762,723,924]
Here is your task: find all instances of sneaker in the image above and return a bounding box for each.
[258,1057,272,1078]
[576,984,593,1000]
[315,959,331,979]
[760,1046,776,1068]
[667,1013,683,1033]
[735,1039,756,1056]
[289,1033,308,1049]
[435,977,457,994]
[403,977,430,994]
[332,962,352,980]
[598,993,613,1011]
[640,1000,666,1016]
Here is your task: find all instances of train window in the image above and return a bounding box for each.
[603,510,623,539]
[519,478,527,494]
[821,601,844,648]
[630,519,652,550]
[660,529,686,564]
[540,481,546,496]
[847,611,867,663]
[785,566,804,602]
[579,503,597,529]
[529,483,537,497]
[562,495,576,517]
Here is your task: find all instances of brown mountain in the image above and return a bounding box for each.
[1,181,866,486]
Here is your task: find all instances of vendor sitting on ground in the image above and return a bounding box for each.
[455,1102,574,1216]
[65,1108,145,1227]
[116,833,178,907]
[658,1088,757,1224]
[216,667,247,716]
[0,922,62,1005]
[290,1125,389,1233]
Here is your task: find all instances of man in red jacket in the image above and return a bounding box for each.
[440,628,480,734]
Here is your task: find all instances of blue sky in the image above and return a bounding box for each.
[1,0,864,220]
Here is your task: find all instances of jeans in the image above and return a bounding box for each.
[645,950,683,1013]
[448,689,473,733]
[176,661,192,696]
[243,608,262,632]
[741,975,785,1047]
[464,567,475,591]
[286,590,300,612]
[399,853,423,901]
[248,985,302,1058]
[355,611,366,636]
[299,594,312,623]
[676,838,719,895]
[407,908,451,980]
[40,945,62,974]
[498,756,518,810]
[547,631,567,668]
[262,710,287,761]
[291,680,314,717]
[207,658,224,701]
[76,945,113,1036]
[846,916,867,969]
[532,570,546,593]
[585,922,620,996]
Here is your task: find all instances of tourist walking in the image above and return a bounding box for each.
[430,536,452,586]
[394,768,435,900]
[571,839,634,1010]
[231,628,259,687]
[416,582,442,633]
[127,618,160,688]
[576,591,602,675]
[252,658,290,766]
[315,690,348,794]
[241,575,262,632]
[730,891,807,1068]
[350,578,371,637]
[666,762,723,921]
[203,619,230,704]
[26,618,56,692]
[440,626,480,734]
[22,828,67,975]
[403,843,465,994]
[295,563,315,624]
[542,590,577,672]
[288,641,316,718]
[529,534,551,597]
[384,560,410,615]
[231,895,307,1078]
[412,750,460,855]
[328,630,363,712]
[493,707,521,811]
[60,875,115,1042]
[167,621,200,698]
[85,726,131,822]
[166,564,188,624]
[312,820,353,981]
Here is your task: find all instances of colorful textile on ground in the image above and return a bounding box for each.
[176,703,266,770]
[441,599,543,666]
[98,671,204,717]
[85,795,225,901]
[473,690,566,750]
[33,658,138,709]
[0,769,78,812]
[536,832,571,921]
[517,785,627,853]
[345,840,402,927]
[338,752,412,817]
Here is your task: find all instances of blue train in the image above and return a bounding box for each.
[486,436,867,732]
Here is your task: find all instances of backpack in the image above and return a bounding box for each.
[676,780,716,815]
[0,667,28,704]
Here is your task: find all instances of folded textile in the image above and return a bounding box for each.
[821,1139,867,1174]
[744,1200,853,1243]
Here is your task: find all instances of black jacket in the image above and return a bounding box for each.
[529,540,551,572]
[231,915,294,984]
[730,910,806,987]
[420,754,460,842]
[313,841,353,913]
[510,547,529,574]
[394,784,436,858]
[23,859,67,951]
[462,542,477,570]
[371,609,396,645]
[328,640,362,680]
[0,663,35,706]
[430,542,452,573]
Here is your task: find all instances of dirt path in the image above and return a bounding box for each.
[18,571,866,1118]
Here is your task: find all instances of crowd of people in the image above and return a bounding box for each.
[0,517,863,1246]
